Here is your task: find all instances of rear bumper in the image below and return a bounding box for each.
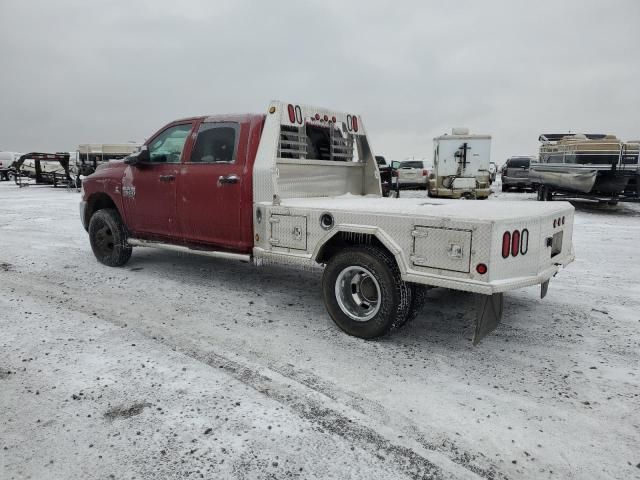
[429,187,491,198]
[502,176,533,187]
[399,178,427,188]
[404,247,575,295]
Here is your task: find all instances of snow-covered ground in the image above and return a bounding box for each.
[1,181,638,479]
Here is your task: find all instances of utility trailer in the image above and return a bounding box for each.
[429,128,492,199]
[80,101,575,345]
[11,152,73,187]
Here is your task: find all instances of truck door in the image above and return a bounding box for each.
[122,122,195,238]
[177,121,248,251]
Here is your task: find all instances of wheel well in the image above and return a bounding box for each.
[315,232,392,265]
[85,193,118,228]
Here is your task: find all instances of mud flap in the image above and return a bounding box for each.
[473,293,504,345]
[541,279,550,299]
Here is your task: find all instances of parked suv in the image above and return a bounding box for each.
[501,156,535,191]
[397,160,428,189]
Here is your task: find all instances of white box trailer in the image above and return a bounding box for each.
[429,128,492,199]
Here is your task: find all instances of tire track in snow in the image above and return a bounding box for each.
[3,270,505,480]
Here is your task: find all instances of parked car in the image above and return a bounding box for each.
[80,101,575,345]
[376,156,399,197]
[397,160,428,189]
[489,161,497,184]
[501,156,535,191]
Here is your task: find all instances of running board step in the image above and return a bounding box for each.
[127,238,251,263]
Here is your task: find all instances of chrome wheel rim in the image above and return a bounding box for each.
[335,266,381,322]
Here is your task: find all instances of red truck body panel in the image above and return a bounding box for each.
[82,114,266,254]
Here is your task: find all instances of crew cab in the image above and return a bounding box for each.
[80,101,575,344]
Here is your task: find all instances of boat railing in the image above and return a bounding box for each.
[538,141,633,169]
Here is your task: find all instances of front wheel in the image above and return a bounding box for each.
[88,208,132,267]
[322,246,412,339]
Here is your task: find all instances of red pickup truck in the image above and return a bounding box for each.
[80,101,575,344]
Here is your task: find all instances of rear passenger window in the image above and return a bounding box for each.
[190,123,239,163]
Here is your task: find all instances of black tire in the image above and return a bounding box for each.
[322,246,412,339]
[402,283,429,326]
[537,185,552,201]
[88,208,132,267]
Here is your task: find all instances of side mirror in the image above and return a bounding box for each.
[391,161,401,169]
[124,147,150,166]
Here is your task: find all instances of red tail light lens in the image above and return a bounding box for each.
[476,263,488,275]
[287,104,295,123]
[422,169,428,176]
[352,115,358,132]
[511,230,520,257]
[502,232,511,258]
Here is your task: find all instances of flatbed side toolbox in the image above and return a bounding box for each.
[411,226,472,273]
[269,214,307,250]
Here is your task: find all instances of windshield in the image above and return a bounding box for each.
[507,158,530,168]
[400,161,423,169]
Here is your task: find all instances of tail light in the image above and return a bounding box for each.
[476,263,488,275]
[422,169,428,176]
[502,232,511,258]
[287,104,295,123]
[520,229,529,255]
[352,115,358,132]
[502,228,529,258]
[511,230,520,257]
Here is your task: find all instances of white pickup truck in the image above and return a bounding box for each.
[80,101,575,344]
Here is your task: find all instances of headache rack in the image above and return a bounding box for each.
[278,123,354,162]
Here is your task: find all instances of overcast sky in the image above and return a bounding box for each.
[1,0,638,164]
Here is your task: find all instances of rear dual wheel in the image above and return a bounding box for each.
[322,246,417,339]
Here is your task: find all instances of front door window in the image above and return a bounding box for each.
[148,124,192,163]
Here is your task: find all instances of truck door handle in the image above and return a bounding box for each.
[159,175,175,182]
[218,174,239,186]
